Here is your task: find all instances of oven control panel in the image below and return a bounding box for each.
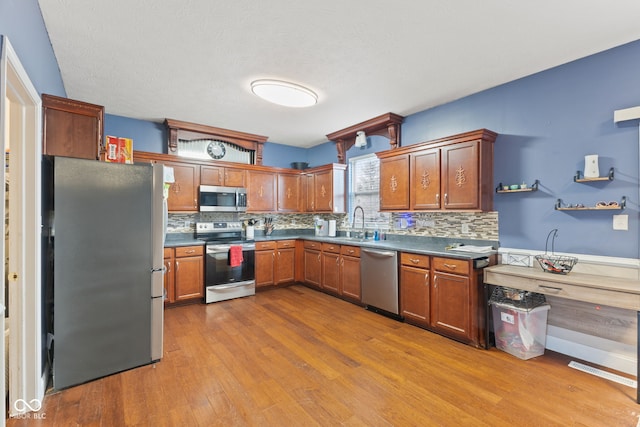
[196,221,243,233]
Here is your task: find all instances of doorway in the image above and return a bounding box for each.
[1,35,45,420]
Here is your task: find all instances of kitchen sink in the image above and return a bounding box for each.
[337,237,366,242]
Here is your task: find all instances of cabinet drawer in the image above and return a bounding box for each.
[175,245,203,257]
[304,240,322,250]
[340,245,360,257]
[400,252,429,268]
[322,242,341,253]
[432,257,470,275]
[255,241,277,251]
[276,240,296,249]
[163,247,174,258]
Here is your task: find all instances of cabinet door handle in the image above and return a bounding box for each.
[272,252,275,260]
[317,253,321,262]
[219,171,223,182]
[185,249,195,254]
[424,273,428,284]
[336,257,339,265]
[410,258,420,264]
[444,193,448,205]
[433,274,437,288]
[443,263,457,270]
[436,193,440,204]
[538,285,563,292]
[348,249,354,254]
[278,251,281,258]
[175,261,179,272]
[341,258,344,266]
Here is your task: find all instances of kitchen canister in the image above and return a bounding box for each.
[328,220,337,237]
[584,154,599,178]
[246,225,255,240]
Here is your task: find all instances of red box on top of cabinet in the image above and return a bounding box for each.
[105,135,133,164]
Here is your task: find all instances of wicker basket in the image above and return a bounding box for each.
[535,229,578,274]
[535,254,578,274]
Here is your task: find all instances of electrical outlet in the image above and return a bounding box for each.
[613,214,628,231]
[184,221,190,228]
[461,223,470,234]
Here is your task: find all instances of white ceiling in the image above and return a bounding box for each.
[38,0,640,148]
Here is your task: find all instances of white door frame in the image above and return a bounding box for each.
[0,35,45,419]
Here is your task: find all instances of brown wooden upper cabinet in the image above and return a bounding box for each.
[277,173,301,212]
[133,150,345,213]
[201,165,246,187]
[165,160,200,212]
[42,94,104,160]
[377,129,497,212]
[304,163,347,213]
[247,170,277,212]
[379,154,410,211]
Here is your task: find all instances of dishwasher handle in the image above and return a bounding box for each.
[361,248,396,258]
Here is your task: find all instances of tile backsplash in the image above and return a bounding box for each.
[168,211,498,241]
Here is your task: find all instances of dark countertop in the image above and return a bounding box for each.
[270,236,495,260]
[165,231,497,260]
[164,234,205,248]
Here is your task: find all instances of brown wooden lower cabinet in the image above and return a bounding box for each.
[340,245,361,301]
[400,252,430,326]
[302,240,361,302]
[321,243,341,294]
[255,242,276,287]
[400,252,487,347]
[303,242,322,289]
[275,241,296,284]
[255,240,296,288]
[164,245,204,305]
[270,240,488,348]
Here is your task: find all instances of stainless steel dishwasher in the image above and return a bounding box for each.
[360,248,399,316]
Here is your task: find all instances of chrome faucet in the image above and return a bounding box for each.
[352,205,365,239]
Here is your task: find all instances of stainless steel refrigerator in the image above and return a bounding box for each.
[43,156,164,390]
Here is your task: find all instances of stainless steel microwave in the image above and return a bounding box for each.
[199,185,247,212]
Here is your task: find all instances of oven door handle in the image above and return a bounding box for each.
[207,244,255,254]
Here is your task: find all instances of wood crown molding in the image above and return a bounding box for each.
[165,118,268,165]
[326,112,404,163]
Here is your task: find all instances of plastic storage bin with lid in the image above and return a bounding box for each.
[490,287,551,360]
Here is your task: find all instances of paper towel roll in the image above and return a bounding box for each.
[328,220,336,237]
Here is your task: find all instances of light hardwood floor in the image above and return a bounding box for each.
[8,285,639,426]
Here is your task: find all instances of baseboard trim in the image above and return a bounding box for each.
[546,325,636,376]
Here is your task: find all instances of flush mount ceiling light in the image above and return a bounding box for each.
[250,79,318,108]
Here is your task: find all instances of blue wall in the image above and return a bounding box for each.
[311,40,640,259]
[105,114,166,153]
[6,0,640,258]
[105,113,308,167]
[261,142,307,169]
[0,0,65,96]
